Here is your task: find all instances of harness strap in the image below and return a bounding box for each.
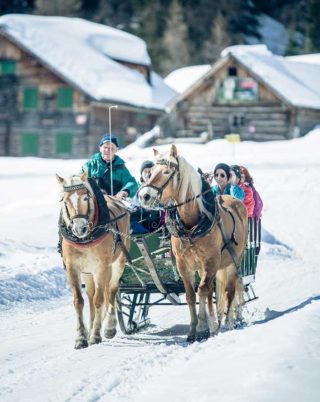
[113,222,132,265]
[217,200,242,274]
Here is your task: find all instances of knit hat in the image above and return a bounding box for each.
[140,160,154,175]
[230,165,241,181]
[214,163,230,180]
[99,134,119,148]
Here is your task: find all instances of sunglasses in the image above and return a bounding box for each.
[215,173,226,178]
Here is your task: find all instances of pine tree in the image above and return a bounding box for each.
[161,0,190,74]
[35,0,81,16]
[0,0,34,14]
[305,0,320,52]
[203,11,230,63]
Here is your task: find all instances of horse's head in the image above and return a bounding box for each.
[139,144,181,208]
[56,171,95,239]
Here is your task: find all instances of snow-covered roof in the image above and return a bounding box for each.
[0,14,177,110]
[164,65,211,94]
[171,45,320,110]
[221,45,320,109]
[286,53,320,65]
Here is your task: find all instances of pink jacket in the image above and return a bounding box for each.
[240,183,255,218]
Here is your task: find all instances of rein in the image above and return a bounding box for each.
[163,187,213,211]
[60,178,127,245]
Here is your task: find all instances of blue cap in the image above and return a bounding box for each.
[99,134,119,148]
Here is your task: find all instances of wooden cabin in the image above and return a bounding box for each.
[163,46,320,142]
[0,15,176,157]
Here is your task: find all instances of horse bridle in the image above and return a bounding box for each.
[62,183,93,227]
[139,158,180,206]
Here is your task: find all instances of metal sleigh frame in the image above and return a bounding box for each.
[116,221,260,335]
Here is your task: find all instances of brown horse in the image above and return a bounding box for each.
[56,171,130,349]
[139,144,248,342]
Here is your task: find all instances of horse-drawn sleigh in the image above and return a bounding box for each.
[57,144,259,348]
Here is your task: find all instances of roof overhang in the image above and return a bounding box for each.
[167,54,294,110]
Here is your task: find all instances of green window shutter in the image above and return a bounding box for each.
[137,112,148,121]
[21,133,39,156]
[1,60,16,75]
[56,132,72,155]
[57,87,73,109]
[23,87,39,109]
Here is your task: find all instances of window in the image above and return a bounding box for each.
[0,60,16,75]
[57,87,73,109]
[23,87,39,109]
[228,67,237,76]
[136,113,148,121]
[232,114,245,128]
[56,132,72,156]
[218,77,258,102]
[21,133,39,156]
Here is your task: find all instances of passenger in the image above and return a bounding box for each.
[82,134,138,199]
[240,166,263,220]
[140,160,154,184]
[240,165,263,267]
[238,165,255,218]
[130,160,163,234]
[229,165,245,201]
[212,163,245,201]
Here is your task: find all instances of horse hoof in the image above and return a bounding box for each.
[105,328,117,339]
[196,329,210,342]
[186,334,196,343]
[74,339,88,349]
[211,322,219,334]
[88,335,102,345]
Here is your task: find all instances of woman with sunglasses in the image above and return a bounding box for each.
[212,163,244,200]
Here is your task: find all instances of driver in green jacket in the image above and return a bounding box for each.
[82,134,138,199]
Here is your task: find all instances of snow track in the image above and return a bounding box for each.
[1,130,320,401]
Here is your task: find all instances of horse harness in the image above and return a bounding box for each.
[145,158,242,274]
[59,177,131,263]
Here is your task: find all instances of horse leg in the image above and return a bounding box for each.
[224,269,239,330]
[89,263,110,345]
[104,256,126,339]
[207,286,219,335]
[215,268,228,327]
[196,267,216,341]
[82,273,95,331]
[67,267,88,349]
[179,265,197,343]
[233,277,245,324]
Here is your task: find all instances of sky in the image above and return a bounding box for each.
[0,127,320,401]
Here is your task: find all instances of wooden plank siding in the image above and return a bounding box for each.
[0,33,164,157]
[165,57,314,142]
[297,108,320,136]
[183,105,290,141]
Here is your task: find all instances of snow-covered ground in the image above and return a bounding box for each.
[1,128,320,401]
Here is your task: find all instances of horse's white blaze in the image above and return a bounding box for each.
[70,192,79,214]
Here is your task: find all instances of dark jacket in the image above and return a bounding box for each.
[82,153,138,197]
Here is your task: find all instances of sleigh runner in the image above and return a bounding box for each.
[117,222,259,335]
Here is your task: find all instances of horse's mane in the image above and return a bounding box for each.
[160,151,206,215]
